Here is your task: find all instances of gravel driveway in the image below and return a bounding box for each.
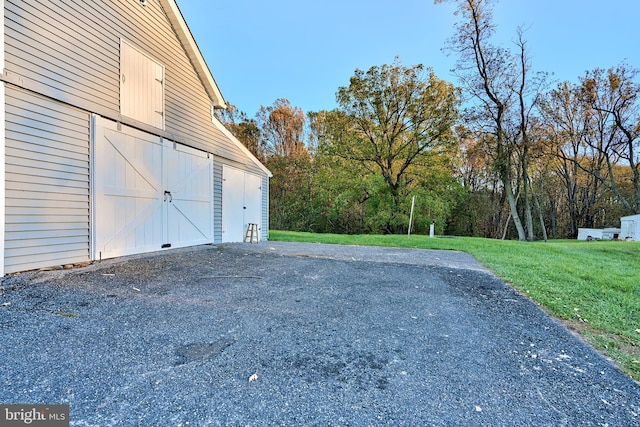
[0,242,638,426]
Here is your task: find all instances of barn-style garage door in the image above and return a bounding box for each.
[92,117,213,260]
[221,165,262,242]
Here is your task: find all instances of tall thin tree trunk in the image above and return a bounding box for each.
[522,148,534,241]
[550,201,557,239]
[505,179,526,241]
[531,183,548,242]
[501,212,512,240]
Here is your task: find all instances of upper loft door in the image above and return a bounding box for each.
[120,40,165,130]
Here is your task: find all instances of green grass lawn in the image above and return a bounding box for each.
[269,230,640,381]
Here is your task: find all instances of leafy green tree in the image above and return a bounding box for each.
[312,152,370,234]
[266,154,316,231]
[308,110,373,233]
[325,59,460,233]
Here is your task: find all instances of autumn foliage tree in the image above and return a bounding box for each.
[254,99,314,230]
[215,103,265,162]
[535,64,640,238]
[256,98,306,158]
[539,81,608,236]
[217,46,639,239]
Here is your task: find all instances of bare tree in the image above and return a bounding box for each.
[580,65,640,214]
[437,0,532,240]
[539,81,608,236]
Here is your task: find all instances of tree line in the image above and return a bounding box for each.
[217,0,639,240]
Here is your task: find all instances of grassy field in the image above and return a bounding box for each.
[269,230,640,381]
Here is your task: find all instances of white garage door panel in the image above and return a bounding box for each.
[166,143,213,248]
[244,173,262,225]
[95,123,165,259]
[94,117,213,260]
[222,165,245,242]
[221,165,262,242]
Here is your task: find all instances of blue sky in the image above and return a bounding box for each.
[177,0,638,116]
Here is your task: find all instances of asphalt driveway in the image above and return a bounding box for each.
[0,242,638,426]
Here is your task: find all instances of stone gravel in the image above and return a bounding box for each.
[0,242,638,426]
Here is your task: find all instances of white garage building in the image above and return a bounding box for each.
[0,0,271,275]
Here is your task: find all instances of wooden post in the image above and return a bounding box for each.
[408,196,415,237]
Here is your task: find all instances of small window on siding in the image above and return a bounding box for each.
[120,40,165,129]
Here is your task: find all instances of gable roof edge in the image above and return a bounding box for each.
[160,0,226,109]
[211,116,273,177]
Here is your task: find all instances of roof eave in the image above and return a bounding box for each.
[160,0,227,109]
[212,116,273,177]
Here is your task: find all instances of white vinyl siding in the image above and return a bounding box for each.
[2,0,270,272]
[4,87,90,274]
[262,176,270,241]
[3,0,265,171]
[213,160,223,242]
[120,40,164,129]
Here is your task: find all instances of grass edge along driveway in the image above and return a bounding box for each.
[269,230,640,382]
